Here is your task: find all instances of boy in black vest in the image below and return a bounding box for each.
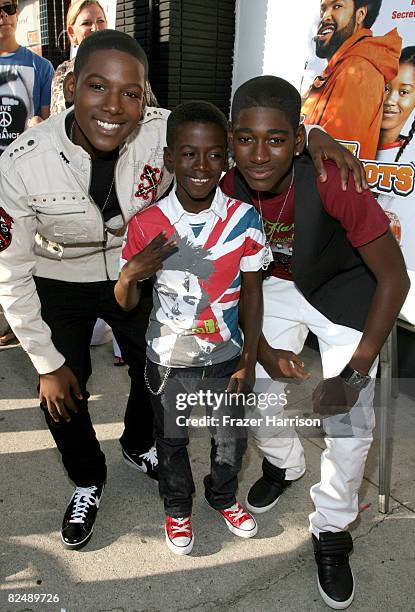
[221,76,409,609]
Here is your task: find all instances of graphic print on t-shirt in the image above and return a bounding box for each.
[0,65,34,153]
[146,215,245,367]
[123,190,265,366]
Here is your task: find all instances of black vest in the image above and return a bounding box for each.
[232,155,377,332]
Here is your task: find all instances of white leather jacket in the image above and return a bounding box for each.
[0,107,172,374]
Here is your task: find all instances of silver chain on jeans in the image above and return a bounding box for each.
[144,357,171,396]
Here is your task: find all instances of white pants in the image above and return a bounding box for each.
[90,318,122,358]
[251,277,377,536]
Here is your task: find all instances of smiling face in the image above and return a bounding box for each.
[64,48,145,158]
[381,63,415,143]
[164,122,226,213]
[315,0,366,59]
[68,4,107,46]
[229,107,305,195]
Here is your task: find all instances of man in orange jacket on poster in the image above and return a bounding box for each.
[302,0,401,160]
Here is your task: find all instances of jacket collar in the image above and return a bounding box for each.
[325,28,373,72]
[53,108,91,173]
[53,108,131,174]
[52,105,166,173]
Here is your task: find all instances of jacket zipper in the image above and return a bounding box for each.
[103,156,122,280]
[113,156,126,227]
[37,210,86,216]
[70,150,126,281]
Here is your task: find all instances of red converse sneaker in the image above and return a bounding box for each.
[165,516,194,555]
[218,502,258,538]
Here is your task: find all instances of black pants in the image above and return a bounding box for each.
[35,276,154,486]
[147,357,247,517]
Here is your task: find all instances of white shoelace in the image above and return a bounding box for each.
[69,486,99,524]
[226,503,248,522]
[139,446,158,468]
[171,517,192,535]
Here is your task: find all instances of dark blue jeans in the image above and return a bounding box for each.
[147,357,248,517]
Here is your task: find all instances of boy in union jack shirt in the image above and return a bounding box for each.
[115,101,266,555]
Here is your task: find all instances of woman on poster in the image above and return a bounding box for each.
[376,46,415,325]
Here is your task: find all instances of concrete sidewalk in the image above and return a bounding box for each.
[0,340,414,612]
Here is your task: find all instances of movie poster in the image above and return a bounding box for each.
[301,0,415,325]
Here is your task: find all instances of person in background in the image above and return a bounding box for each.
[50,0,158,117]
[0,0,54,344]
[0,0,54,149]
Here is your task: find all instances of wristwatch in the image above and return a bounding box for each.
[339,364,371,391]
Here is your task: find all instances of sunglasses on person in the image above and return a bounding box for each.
[0,3,17,16]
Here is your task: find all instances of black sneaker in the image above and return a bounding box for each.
[122,445,158,481]
[313,531,355,609]
[245,458,292,514]
[61,483,105,550]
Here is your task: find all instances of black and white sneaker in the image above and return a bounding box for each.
[245,458,292,514]
[61,483,105,550]
[313,531,355,609]
[122,445,158,480]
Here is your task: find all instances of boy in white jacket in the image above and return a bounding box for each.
[0,30,171,550]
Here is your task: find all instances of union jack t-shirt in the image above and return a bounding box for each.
[122,187,265,367]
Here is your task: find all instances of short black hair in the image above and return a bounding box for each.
[353,0,382,28]
[231,75,301,132]
[166,101,228,149]
[74,29,148,79]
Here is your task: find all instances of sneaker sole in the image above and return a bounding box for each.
[223,519,258,538]
[317,573,355,610]
[165,527,194,555]
[244,493,282,515]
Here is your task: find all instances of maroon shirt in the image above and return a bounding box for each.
[221,161,390,281]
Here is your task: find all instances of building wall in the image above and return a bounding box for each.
[231,0,267,98]
[263,0,318,91]
[16,0,42,55]
[116,0,236,115]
